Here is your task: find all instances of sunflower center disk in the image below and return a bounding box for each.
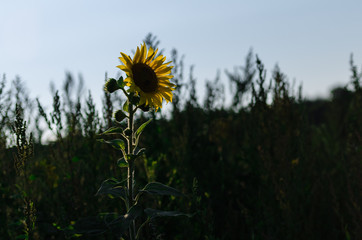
[132,63,158,93]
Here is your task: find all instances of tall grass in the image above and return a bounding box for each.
[0,39,361,239]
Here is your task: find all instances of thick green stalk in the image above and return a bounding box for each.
[127,101,136,240]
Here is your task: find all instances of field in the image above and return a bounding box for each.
[1,39,362,239]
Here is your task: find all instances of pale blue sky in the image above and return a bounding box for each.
[1,0,362,109]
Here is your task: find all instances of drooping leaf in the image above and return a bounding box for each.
[96,179,126,200]
[100,127,124,135]
[139,182,183,196]
[71,206,143,237]
[97,139,125,151]
[117,158,128,168]
[144,208,192,219]
[135,148,146,156]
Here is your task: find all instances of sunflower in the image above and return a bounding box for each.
[117,43,175,110]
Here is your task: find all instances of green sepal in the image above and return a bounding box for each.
[144,208,192,219]
[96,178,127,201]
[117,76,126,88]
[139,182,183,196]
[97,139,125,151]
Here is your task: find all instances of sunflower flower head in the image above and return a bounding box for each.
[117,43,175,110]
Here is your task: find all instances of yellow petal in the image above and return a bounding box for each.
[152,95,162,108]
[158,75,174,81]
[161,91,172,102]
[155,66,172,74]
[158,81,176,87]
[150,56,166,69]
[133,46,141,63]
[120,53,133,67]
[139,43,147,63]
[146,47,154,59]
[117,65,132,74]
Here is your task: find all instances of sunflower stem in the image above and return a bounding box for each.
[121,87,129,98]
[127,101,136,240]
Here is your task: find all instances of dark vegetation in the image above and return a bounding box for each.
[1,34,362,239]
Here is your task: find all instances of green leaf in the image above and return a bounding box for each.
[123,100,129,113]
[135,148,146,156]
[15,234,28,240]
[97,139,125,151]
[140,182,183,196]
[110,205,143,234]
[135,119,152,138]
[96,179,126,200]
[100,127,123,135]
[29,174,36,181]
[72,156,80,163]
[117,158,128,168]
[124,205,143,223]
[71,208,143,237]
[117,76,126,88]
[144,208,192,219]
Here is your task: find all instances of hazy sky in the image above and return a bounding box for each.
[1,0,362,109]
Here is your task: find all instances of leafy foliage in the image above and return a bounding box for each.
[0,42,361,240]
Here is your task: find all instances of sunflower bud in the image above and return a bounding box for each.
[139,104,150,112]
[113,110,126,122]
[130,95,140,106]
[104,78,120,93]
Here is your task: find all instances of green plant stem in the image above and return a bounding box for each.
[127,101,136,240]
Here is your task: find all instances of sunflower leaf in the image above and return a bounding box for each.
[70,208,142,237]
[99,126,123,135]
[136,148,146,156]
[144,208,192,219]
[123,101,129,113]
[96,179,127,201]
[139,182,183,196]
[117,158,128,168]
[135,119,152,139]
[97,139,125,151]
